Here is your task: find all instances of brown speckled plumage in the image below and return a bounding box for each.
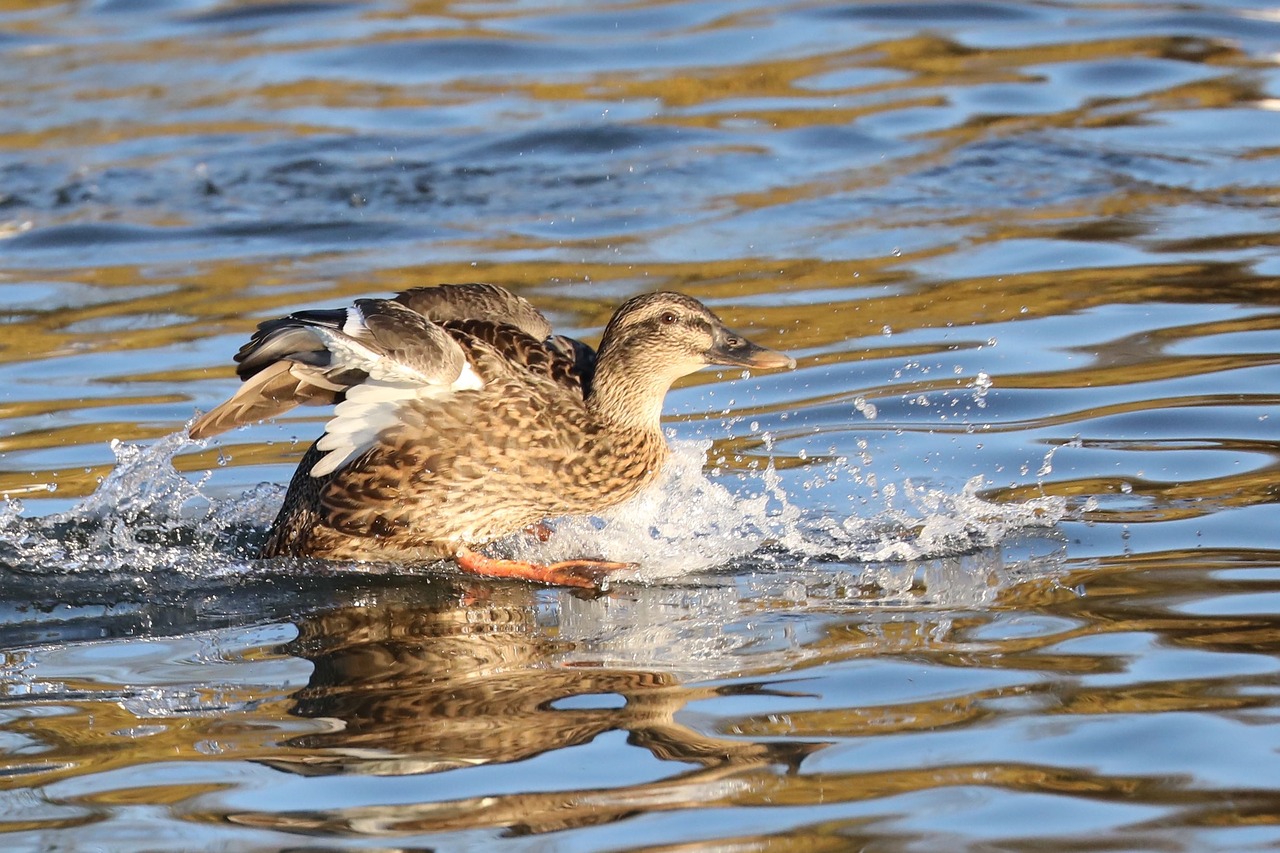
[193,285,794,584]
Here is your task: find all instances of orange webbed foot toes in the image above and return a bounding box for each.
[455,547,635,589]
[543,558,635,587]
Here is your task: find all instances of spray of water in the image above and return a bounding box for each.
[0,431,1067,597]
[505,437,1065,584]
[0,432,281,577]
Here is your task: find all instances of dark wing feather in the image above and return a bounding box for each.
[193,307,363,439]
[234,307,348,380]
[395,283,553,340]
[546,334,597,397]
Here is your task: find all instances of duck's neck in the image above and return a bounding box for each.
[586,353,676,434]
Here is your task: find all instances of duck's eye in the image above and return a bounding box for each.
[660,312,678,325]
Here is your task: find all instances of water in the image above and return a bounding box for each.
[2,0,1279,848]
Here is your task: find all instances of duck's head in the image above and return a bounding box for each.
[590,292,795,428]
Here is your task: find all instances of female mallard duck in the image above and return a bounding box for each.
[191,284,794,587]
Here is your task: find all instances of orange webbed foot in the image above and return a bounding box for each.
[455,547,634,589]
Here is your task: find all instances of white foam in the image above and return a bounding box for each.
[503,440,771,578]
[504,439,1067,591]
[0,429,281,577]
[0,431,1069,606]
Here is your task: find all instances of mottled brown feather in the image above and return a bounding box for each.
[395,283,553,340]
[441,319,588,394]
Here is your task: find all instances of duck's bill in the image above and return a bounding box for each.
[708,333,797,371]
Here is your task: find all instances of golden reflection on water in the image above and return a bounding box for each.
[1,553,1270,841]
[5,250,1276,505]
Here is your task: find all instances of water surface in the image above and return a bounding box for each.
[1,0,1279,849]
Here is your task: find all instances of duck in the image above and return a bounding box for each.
[190,283,794,587]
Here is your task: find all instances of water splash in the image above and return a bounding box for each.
[969,370,993,408]
[0,431,280,577]
[504,441,775,576]
[509,440,1066,587]
[0,433,1066,601]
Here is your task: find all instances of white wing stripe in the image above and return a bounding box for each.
[342,305,368,337]
[309,363,485,478]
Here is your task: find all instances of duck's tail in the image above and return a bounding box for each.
[189,308,361,439]
[189,360,348,439]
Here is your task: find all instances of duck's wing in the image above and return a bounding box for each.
[440,319,595,395]
[189,307,355,439]
[189,299,479,448]
[191,283,584,440]
[394,283,553,340]
[399,284,596,392]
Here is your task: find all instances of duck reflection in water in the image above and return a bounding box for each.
[260,579,820,836]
